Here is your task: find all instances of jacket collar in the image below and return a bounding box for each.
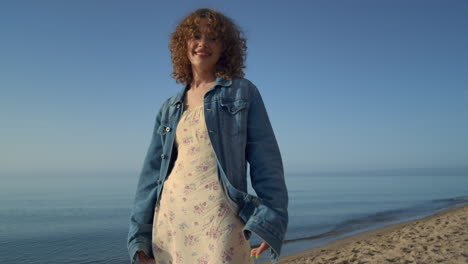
[171,76,232,106]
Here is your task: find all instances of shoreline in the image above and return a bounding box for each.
[261,204,468,264]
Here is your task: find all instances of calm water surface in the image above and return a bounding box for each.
[1,169,467,263]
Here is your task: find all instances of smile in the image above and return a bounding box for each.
[194,52,211,57]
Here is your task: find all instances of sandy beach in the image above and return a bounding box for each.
[261,204,468,264]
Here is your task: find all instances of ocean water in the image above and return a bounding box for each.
[1,169,467,264]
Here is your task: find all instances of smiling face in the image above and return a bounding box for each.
[186,18,223,74]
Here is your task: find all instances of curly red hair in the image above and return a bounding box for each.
[168,8,247,85]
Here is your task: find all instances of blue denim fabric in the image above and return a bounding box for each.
[127,76,289,263]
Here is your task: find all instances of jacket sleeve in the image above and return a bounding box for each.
[244,84,289,263]
[127,106,164,264]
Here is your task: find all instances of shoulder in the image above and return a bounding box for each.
[156,97,172,115]
[230,76,259,99]
[159,83,187,112]
[231,76,257,89]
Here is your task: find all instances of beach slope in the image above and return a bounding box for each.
[262,204,468,264]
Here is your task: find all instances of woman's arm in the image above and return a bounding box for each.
[244,83,289,262]
[127,105,164,264]
[246,84,288,216]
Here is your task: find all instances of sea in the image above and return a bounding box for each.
[1,168,467,264]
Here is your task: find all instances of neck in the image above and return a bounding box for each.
[191,68,216,90]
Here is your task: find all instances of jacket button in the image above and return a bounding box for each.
[176,104,180,108]
[161,154,166,159]
[165,127,171,132]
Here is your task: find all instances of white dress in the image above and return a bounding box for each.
[152,104,254,264]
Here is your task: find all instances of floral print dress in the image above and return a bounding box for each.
[152,104,254,264]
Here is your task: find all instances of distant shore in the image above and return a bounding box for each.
[261,204,468,264]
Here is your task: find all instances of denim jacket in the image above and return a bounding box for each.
[127,76,289,263]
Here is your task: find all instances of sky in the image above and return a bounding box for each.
[1,0,467,175]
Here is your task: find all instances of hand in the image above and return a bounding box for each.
[251,241,270,259]
[137,250,156,264]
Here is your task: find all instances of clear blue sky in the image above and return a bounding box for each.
[1,0,467,174]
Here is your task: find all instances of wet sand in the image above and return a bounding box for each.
[261,204,468,264]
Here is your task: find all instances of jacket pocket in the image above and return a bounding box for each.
[219,98,248,137]
[220,99,248,114]
[157,124,170,146]
[157,124,167,135]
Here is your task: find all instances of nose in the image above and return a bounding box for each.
[197,35,210,47]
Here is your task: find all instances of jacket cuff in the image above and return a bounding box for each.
[243,216,283,263]
[128,241,151,264]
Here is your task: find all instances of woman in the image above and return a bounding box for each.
[127,8,288,264]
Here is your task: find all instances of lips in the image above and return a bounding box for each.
[194,50,211,56]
